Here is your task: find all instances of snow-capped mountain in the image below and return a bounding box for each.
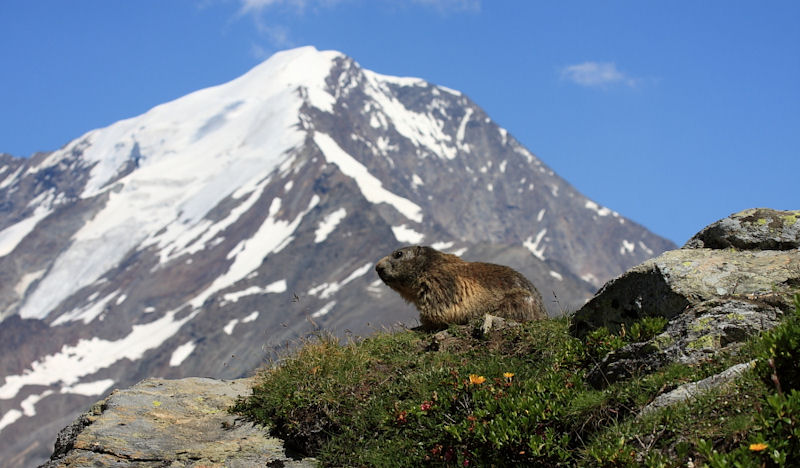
[0,46,674,466]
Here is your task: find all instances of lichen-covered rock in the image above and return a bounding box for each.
[585,298,782,387]
[572,208,800,388]
[40,377,315,468]
[684,208,800,250]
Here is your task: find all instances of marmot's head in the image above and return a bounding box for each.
[375,245,436,300]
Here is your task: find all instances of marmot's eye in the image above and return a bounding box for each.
[393,250,403,259]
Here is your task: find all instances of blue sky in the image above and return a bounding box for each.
[1,1,798,245]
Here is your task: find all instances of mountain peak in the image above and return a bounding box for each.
[0,47,675,467]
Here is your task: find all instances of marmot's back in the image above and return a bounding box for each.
[375,245,546,329]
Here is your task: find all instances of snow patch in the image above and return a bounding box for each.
[451,247,468,257]
[0,410,22,433]
[0,206,51,258]
[14,269,46,297]
[411,174,424,188]
[242,311,259,323]
[376,136,398,155]
[20,390,54,417]
[0,166,23,190]
[314,132,422,222]
[581,273,600,287]
[498,128,508,146]
[456,108,473,151]
[315,208,347,243]
[369,112,387,129]
[169,341,196,367]
[392,225,425,244]
[515,146,535,163]
[435,84,461,96]
[585,200,612,217]
[524,229,548,261]
[431,241,454,250]
[367,279,385,295]
[549,270,563,281]
[308,262,372,300]
[311,300,336,319]
[620,240,635,255]
[223,311,258,334]
[223,319,239,335]
[61,379,115,397]
[222,280,287,304]
[537,209,546,222]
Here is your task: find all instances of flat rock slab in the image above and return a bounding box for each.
[40,377,315,468]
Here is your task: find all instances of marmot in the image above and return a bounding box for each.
[375,245,547,329]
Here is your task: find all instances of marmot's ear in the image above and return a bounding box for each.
[414,245,423,255]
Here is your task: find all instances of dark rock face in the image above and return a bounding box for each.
[572,208,800,389]
[0,47,674,467]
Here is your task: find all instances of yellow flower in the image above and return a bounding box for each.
[749,443,768,452]
[468,374,486,385]
[503,372,515,379]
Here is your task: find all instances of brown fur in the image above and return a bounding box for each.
[375,245,547,329]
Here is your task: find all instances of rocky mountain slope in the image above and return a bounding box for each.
[0,46,674,466]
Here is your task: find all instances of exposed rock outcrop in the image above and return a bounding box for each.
[639,360,757,417]
[571,208,800,388]
[40,377,315,468]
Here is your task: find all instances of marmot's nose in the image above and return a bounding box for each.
[375,262,386,278]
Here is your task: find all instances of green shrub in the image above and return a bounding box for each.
[628,316,669,343]
[584,326,625,361]
[757,294,800,392]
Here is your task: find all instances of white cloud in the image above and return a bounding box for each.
[238,0,345,15]
[239,0,305,14]
[411,0,481,13]
[239,0,480,14]
[560,62,639,89]
[233,0,481,53]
